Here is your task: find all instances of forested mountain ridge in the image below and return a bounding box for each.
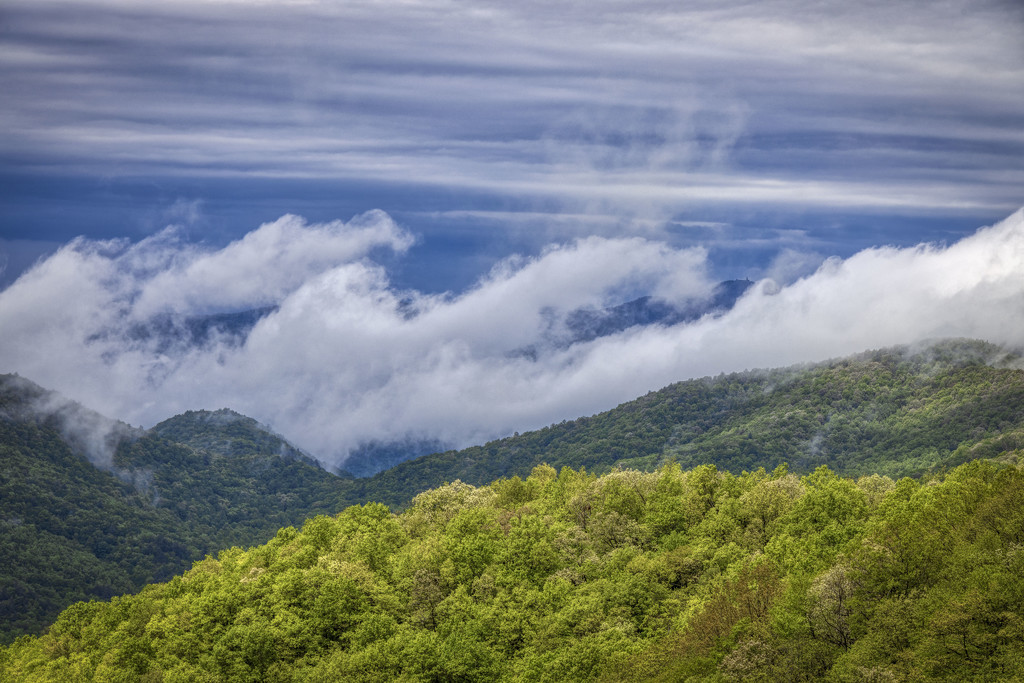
[151,408,324,469]
[2,338,1022,646]
[3,458,1022,681]
[0,391,192,643]
[353,339,1024,509]
[0,378,355,643]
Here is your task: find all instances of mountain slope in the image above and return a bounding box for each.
[0,383,197,642]
[0,377,357,643]
[2,338,1022,642]
[4,459,1022,681]
[132,409,357,546]
[354,339,1024,509]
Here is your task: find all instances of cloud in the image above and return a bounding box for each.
[0,373,131,470]
[2,0,1021,227]
[1,208,1022,471]
[761,248,827,284]
[132,211,414,316]
[3,0,1021,470]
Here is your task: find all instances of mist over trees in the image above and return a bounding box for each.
[1,338,1022,679]
[0,380,356,644]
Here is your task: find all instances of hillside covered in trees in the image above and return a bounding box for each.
[3,458,1022,681]
[0,379,355,643]
[1,338,1022,650]
[353,339,1024,508]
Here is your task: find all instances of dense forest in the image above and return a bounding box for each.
[3,458,1022,681]
[2,338,1023,662]
[353,339,1024,508]
[0,382,356,643]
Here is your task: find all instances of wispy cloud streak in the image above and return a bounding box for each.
[2,0,1022,220]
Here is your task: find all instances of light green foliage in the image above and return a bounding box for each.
[6,340,1024,643]
[4,459,1023,681]
[4,339,1024,675]
[766,466,868,575]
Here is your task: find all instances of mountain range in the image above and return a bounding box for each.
[3,372,1023,680]
[0,380,353,643]
[561,279,754,345]
[1,338,1023,645]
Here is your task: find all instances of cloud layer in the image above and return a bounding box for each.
[3,1,1023,467]
[2,208,1022,470]
[2,0,1022,236]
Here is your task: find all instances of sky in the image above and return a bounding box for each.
[1,0,1023,469]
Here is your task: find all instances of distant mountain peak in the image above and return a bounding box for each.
[562,278,755,345]
[87,306,278,354]
[151,407,318,466]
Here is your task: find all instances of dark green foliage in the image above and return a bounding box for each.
[151,409,313,464]
[113,428,353,552]
[356,339,1024,509]
[0,417,184,644]
[0,378,357,644]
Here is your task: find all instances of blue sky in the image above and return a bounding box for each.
[1,0,1023,467]
[3,0,1022,291]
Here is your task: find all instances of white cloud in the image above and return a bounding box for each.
[2,208,1022,471]
[132,211,413,316]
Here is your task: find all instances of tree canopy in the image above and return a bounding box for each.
[3,459,1023,681]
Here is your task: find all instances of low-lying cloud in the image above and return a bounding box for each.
[2,208,1023,470]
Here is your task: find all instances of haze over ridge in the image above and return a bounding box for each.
[1,208,1022,470]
